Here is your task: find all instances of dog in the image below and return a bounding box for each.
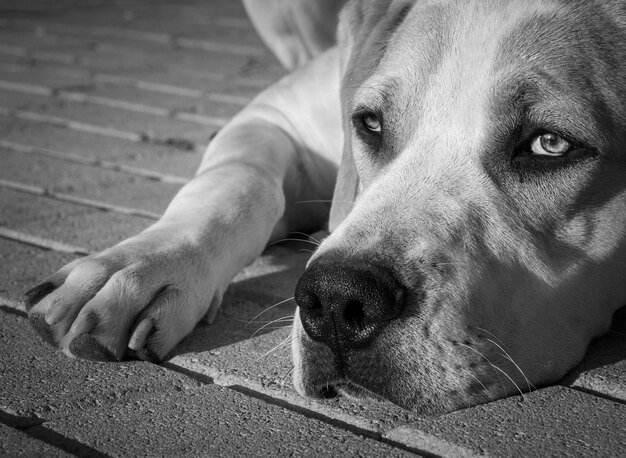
[23,0,626,415]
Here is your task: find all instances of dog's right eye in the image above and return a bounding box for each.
[352,110,383,137]
[361,113,382,133]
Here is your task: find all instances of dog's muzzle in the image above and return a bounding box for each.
[295,257,406,353]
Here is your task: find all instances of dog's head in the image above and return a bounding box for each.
[291,0,626,414]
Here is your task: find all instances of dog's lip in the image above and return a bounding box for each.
[313,378,386,403]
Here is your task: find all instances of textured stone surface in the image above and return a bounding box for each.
[0,238,76,300]
[0,147,180,214]
[0,116,202,178]
[0,311,202,421]
[412,386,626,456]
[0,423,73,458]
[39,385,415,458]
[0,65,92,90]
[0,187,152,252]
[0,52,271,95]
[0,89,216,147]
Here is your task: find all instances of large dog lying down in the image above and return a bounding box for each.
[23,0,626,415]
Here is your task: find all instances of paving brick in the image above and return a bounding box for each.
[78,47,282,84]
[0,117,202,177]
[9,1,261,45]
[0,31,91,56]
[0,188,152,252]
[0,25,268,64]
[0,27,283,83]
[0,147,181,214]
[0,53,273,95]
[562,307,626,402]
[0,66,91,91]
[38,384,415,457]
[0,238,76,299]
[0,68,243,118]
[0,423,72,458]
[0,310,202,421]
[127,67,272,94]
[0,89,216,146]
[2,19,262,50]
[62,83,244,119]
[402,386,626,457]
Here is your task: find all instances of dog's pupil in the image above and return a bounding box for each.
[364,114,380,131]
[541,133,568,153]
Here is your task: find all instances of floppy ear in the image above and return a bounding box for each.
[329,0,415,231]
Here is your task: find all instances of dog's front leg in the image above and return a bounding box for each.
[24,49,341,362]
[21,129,285,361]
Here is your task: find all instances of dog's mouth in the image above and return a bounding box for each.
[312,378,388,403]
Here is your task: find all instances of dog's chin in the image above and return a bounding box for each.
[292,320,503,415]
[292,327,467,415]
[295,365,487,416]
[301,378,389,403]
[294,365,466,415]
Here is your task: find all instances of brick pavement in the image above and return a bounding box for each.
[0,1,625,456]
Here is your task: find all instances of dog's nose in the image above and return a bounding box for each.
[295,258,405,350]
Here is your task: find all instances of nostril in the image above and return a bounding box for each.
[309,294,322,310]
[298,291,322,312]
[344,300,365,330]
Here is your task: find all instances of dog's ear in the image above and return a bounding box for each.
[329,0,415,231]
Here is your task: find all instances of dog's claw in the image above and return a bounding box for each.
[22,282,57,312]
[127,318,161,362]
[69,334,119,362]
[129,318,153,351]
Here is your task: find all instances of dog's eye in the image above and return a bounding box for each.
[530,133,572,157]
[360,112,382,133]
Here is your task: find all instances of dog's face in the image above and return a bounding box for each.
[292,0,626,414]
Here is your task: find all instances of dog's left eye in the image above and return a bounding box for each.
[530,133,572,157]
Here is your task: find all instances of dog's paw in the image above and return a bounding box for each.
[23,232,220,362]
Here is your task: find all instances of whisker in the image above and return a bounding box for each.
[461,343,525,400]
[456,379,472,410]
[239,317,294,324]
[290,231,321,245]
[458,343,507,398]
[280,364,295,381]
[251,315,294,338]
[266,238,321,248]
[258,331,294,360]
[476,328,536,392]
[253,325,294,332]
[484,338,536,392]
[488,361,525,400]
[459,368,494,403]
[245,296,294,327]
[296,199,354,204]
